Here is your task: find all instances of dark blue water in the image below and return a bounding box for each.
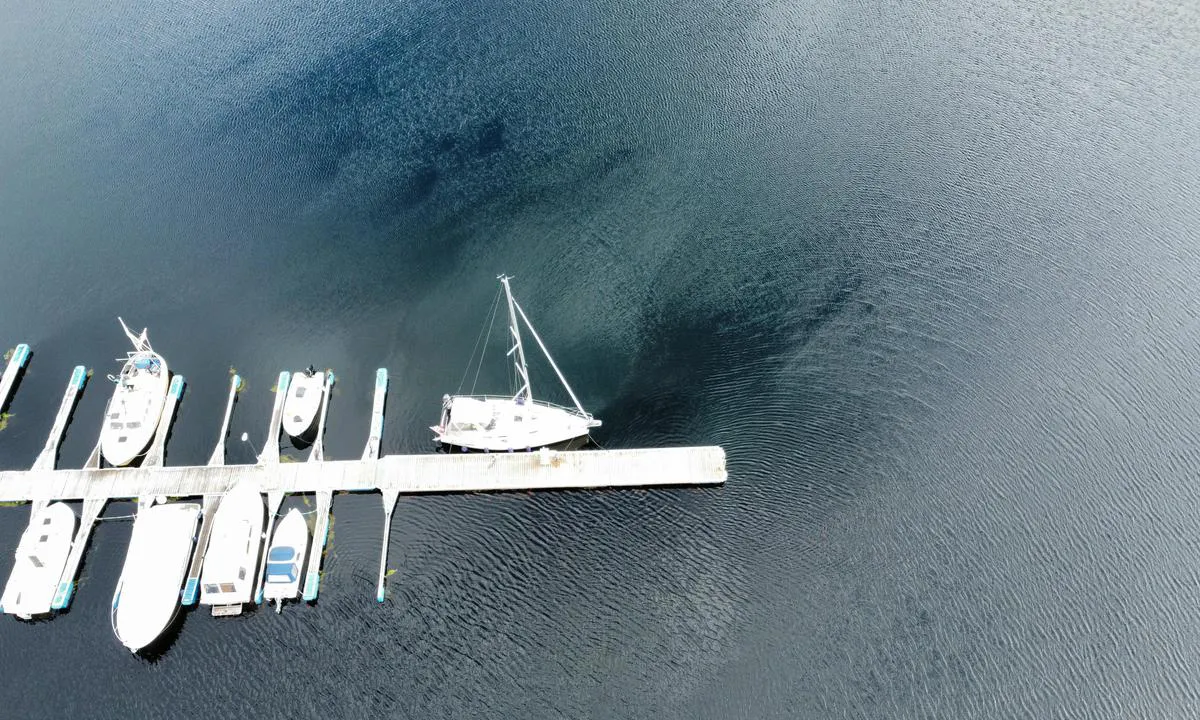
[2,0,1199,716]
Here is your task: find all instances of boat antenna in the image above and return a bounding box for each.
[511,297,591,419]
[499,275,532,403]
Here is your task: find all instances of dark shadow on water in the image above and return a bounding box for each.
[135,603,191,663]
[288,421,317,451]
[476,118,505,156]
[392,165,439,209]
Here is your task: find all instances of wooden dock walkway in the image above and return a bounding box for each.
[0,343,31,413]
[0,446,726,503]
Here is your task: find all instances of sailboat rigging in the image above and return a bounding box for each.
[432,275,601,452]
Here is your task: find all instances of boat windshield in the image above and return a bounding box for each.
[268,546,296,562]
[266,563,297,582]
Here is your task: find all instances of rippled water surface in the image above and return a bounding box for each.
[1,0,1199,717]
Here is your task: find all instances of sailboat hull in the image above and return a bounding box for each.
[432,396,598,452]
[435,433,594,454]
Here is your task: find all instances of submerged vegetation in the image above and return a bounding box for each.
[230,367,246,393]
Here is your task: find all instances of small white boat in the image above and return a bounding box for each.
[199,483,265,615]
[432,275,601,452]
[262,508,310,613]
[0,503,77,620]
[282,367,325,439]
[101,318,170,467]
[111,502,200,653]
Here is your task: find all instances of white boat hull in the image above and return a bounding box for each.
[433,396,598,452]
[100,352,169,467]
[199,483,265,610]
[1,503,77,620]
[262,508,310,605]
[112,503,200,652]
[282,371,324,438]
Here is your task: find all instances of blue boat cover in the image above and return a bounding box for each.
[268,546,296,562]
[265,563,297,582]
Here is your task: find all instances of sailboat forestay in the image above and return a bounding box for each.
[431,275,601,452]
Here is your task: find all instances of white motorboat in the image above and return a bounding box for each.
[100,318,170,467]
[199,483,265,615]
[0,503,77,620]
[432,275,601,452]
[262,508,310,613]
[111,502,200,653]
[282,367,325,439]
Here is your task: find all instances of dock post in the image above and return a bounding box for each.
[142,375,186,468]
[260,371,290,465]
[207,374,240,467]
[32,366,88,471]
[309,372,336,463]
[303,491,333,602]
[51,497,106,610]
[181,494,220,606]
[376,489,399,603]
[362,368,388,461]
[254,490,285,604]
[0,343,31,414]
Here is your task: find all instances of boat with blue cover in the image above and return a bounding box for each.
[262,508,310,612]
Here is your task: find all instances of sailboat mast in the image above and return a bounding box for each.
[511,298,591,420]
[500,275,532,402]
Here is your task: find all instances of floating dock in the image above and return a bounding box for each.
[0,446,725,503]
[0,343,31,413]
[0,356,725,626]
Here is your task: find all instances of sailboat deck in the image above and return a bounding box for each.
[0,446,726,503]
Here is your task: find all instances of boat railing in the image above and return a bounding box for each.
[454,394,598,422]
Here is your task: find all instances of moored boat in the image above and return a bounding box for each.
[432,275,601,452]
[262,508,310,613]
[111,502,200,652]
[199,483,265,615]
[100,318,170,467]
[282,366,325,439]
[0,503,77,620]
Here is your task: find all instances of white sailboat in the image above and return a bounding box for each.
[111,502,200,653]
[262,508,310,613]
[100,318,170,467]
[282,366,325,439]
[199,483,265,615]
[0,503,77,620]
[432,275,601,452]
